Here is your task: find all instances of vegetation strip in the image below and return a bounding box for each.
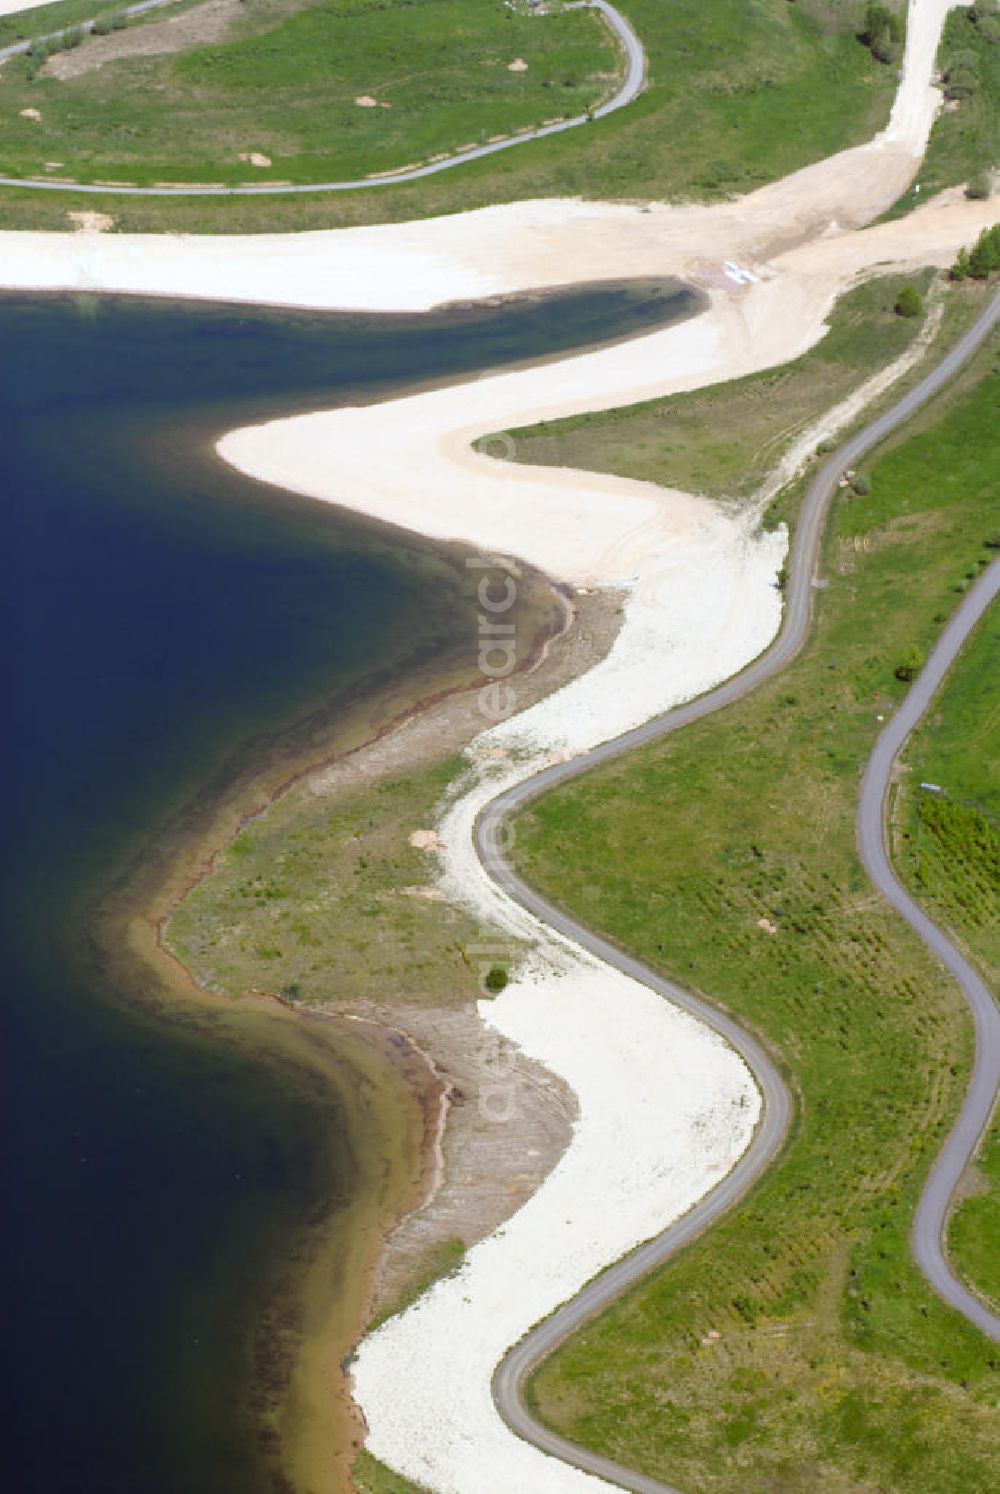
[0,0,644,195]
[479,287,1000,1488]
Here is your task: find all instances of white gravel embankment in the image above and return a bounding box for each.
[350,507,779,1490]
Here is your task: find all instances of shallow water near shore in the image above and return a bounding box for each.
[0,278,699,1492]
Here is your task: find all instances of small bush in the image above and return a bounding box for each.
[111,12,128,30]
[942,51,981,99]
[93,16,114,35]
[894,646,925,682]
[966,174,991,200]
[850,472,872,496]
[894,285,922,318]
[862,2,903,64]
[25,42,48,77]
[484,963,509,994]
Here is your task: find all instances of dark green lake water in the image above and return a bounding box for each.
[0,279,700,1492]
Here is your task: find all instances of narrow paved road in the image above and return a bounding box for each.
[860,557,1000,1343]
[0,0,644,196]
[479,286,1000,1492]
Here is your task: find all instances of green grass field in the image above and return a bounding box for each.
[507,339,1000,1491]
[899,601,1000,982]
[166,752,517,1009]
[895,589,999,1314]
[491,271,937,503]
[0,0,616,186]
[0,0,902,228]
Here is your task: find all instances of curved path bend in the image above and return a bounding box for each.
[0,0,644,196]
[475,286,1000,1492]
[861,556,1000,1343]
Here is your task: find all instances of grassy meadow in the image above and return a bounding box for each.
[507,333,1000,1490]
[899,599,1000,983]
[166,752,512,1011]
[0,0,903,228]
[0,0,616,186]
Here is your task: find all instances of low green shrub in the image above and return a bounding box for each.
[894,284,923,317]
[895,646,925,682]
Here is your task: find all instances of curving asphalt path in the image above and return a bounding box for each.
[477,285,1000,1492]
[860,557,1000,1343]
[0,0,645,196]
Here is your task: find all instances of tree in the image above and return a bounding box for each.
[895,647,925,682]
[952,224,1000,282]
[484,964,509,994]
[894,285,922,318]
[966,174,991,201]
